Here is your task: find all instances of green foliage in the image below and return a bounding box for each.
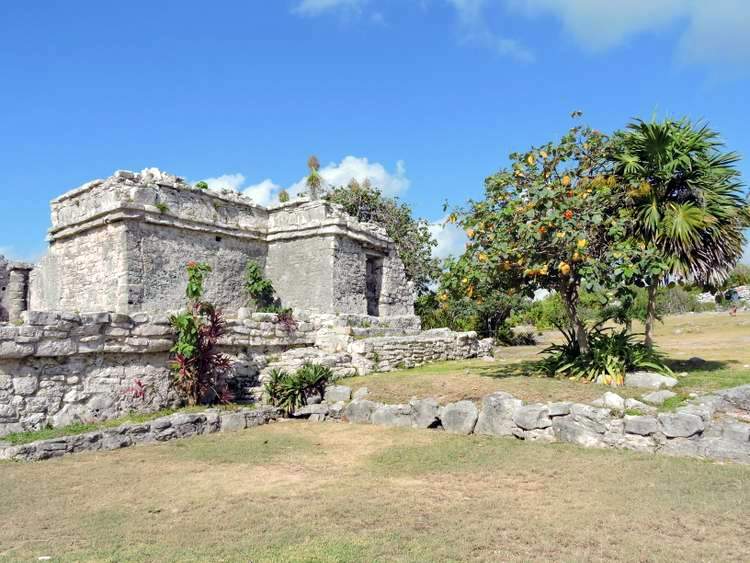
[513,293,571,331]
[540,326,672,385]
[444,118,634,354]
[245,260,276,310]
[169,262,232,405]
[278,189,290,203]
[327,179,440,295]
[155,202,169,214]
[721,264,750,289]
[306,155,323,200]
[264,363,334,415]
[195,181,209,190]
[613,117,749,287]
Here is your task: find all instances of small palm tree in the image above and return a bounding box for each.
[614,118,749,345]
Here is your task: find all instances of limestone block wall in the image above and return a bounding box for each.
[0,310,317,437]
[123,222,266,314]
[265,236,336,313]
[347,329,489,374]
[31,224,129,313]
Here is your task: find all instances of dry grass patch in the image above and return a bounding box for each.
[2,422,750,561]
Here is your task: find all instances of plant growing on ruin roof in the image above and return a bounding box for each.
[306,155,323,200]
[278,189,290,203]
[155,202,169,214]
[169,262,233,405]
[195,181,209,190]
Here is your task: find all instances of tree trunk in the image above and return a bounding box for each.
[560,280,590,355]
[644,282,658,348]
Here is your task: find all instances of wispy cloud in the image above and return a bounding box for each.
[508,0,750,68]
[293,0,368,17]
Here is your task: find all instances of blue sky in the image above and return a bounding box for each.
[1,0,748,262]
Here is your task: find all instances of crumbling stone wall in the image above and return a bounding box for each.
[0,310,318,437]
[0,257,31,323]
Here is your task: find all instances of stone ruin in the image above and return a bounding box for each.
[0,168,489,436]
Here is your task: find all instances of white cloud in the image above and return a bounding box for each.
[289,156,410,197]
[429,216,468,259]
[508,0,750,65]
[198,156,410,207]
[200,173,246,192]
[293,0,367,16]
[242,179,284,207]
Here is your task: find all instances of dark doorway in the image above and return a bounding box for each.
[365,255,383,316]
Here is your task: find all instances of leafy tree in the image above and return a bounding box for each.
[448,121,630,354]
[326,179,440,295]
[613,118,749,345]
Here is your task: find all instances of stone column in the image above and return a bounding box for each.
[7,267,31,322]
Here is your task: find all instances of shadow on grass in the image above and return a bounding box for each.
[666,358,734,373]
[475,360,548,380]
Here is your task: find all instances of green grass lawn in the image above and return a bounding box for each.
[341,311,750,405]
[2,422,749,561]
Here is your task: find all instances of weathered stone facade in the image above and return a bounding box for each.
[29,168,415,319]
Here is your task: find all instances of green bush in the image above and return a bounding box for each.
[263,363,333,415]
[540,325,672,385]
[245,260,276,311]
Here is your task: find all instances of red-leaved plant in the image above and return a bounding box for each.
[169,262,234,405]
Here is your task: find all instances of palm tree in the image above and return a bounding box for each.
[614,118,749,346]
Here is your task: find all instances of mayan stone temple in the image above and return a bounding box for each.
[0,169,487,436]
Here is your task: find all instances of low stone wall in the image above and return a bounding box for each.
[0,406,279,462]
[0,311,316,437]
[297,385,750,464]
[348,329,493,373]
[0,309,486,436]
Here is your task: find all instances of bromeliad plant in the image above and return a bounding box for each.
[169,262,233,405]
[540,324,673,386]
[263,363,333,415]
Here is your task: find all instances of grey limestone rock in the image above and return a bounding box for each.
[475,392,523,436]
[324,385,352,403]
[512,404,552,430]
[409,398,440,428]
[372,404,412,428]
[624,371,678,390]
[440,400,479,435]
[343,399,380,424]
[624,415,658,436]
[658,412,704,438]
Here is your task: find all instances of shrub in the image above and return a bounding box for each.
[540,325,672,385]
[195,181,209,190]
[169,262,233,405]
[278,189,290,203]
[263,363,333,415]
[245,260,276,310]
